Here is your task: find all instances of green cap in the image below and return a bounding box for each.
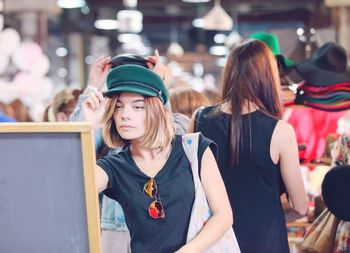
[104,64,169,104]
[250,32,295,68]
[250,32,280,55]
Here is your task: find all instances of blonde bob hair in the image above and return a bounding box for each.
[102,94,175,149]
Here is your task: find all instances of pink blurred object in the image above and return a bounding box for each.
[12,41,43,71]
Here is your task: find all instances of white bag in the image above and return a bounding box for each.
[182,133,241,253]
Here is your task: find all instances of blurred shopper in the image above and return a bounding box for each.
[43,88,82,122]
[0,102,16,122]
[170,86,211,118]
[6,99,33,122]
[189,39,309,253]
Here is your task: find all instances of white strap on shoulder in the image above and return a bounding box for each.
[182,133,201,189]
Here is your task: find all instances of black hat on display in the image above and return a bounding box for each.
[294,42,350,86]
[110,54,148,68]
[322,165,350,221]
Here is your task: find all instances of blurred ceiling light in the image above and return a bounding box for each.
[192,18,204,28]
[214,33,226,44]
[57,68,68,78]
[85,55,94,65]
[203,0,233,31]
[118,33,141,43]
[57,0,86,9]
[81,5,90,15]
[216,57,227,67]
[166,5,181,16]
[121,41,151,55]
[182,0,211,2]
[167,42,184,57]
[167,61,183,77]
[193,62,204,77]
[167,22,184,57]
[225,30,242,47]
[94,20,119,30]
[209,45,228,56]
[296,28,304,36]
[55,47,68,57]
[95,8,118,30]
[117,10,143,33]
[123,0,137,8]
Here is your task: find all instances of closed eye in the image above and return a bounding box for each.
[134,106,145,111]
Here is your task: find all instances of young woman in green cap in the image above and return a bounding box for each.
[83,52,234,253]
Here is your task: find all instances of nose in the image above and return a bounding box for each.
[120,107,131,121]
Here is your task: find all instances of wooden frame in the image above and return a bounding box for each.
[0,122,101,253]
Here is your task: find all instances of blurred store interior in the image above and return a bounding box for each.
[0,0,349,120]
[1,1,350,252]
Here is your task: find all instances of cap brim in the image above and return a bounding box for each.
[295,60,350,86]
[103,84,158,99]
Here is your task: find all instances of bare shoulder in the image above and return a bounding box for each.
[272,120,297,144]
[275,120,295,134]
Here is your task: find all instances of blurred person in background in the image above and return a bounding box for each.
[189,39,309,253]
[42,88,82,122]
[0,102,16,122]
[169,86,211,119]
[4,99,32,122]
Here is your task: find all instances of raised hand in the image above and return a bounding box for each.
[147,49,168,81]
[88,56,112,90]
[81,91,108,128]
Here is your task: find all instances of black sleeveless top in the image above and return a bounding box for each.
[196,105,289,253]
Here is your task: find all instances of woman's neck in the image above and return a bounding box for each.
[221,101,259,114]
[130,141,171,160]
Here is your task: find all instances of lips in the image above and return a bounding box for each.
[119,125,134,131]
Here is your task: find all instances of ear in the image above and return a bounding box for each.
[56,112,68,122]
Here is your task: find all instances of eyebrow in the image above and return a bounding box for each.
[116,99,145,103]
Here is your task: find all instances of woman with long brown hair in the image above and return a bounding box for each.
[189,39,308,253]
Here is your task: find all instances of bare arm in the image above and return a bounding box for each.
[96,165,109,193]
[187,107,199,133]
[272,120,309,216]
[177,147,233,253]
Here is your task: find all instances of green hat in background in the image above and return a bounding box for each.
[250,32,295,69]
[104,64,169,104]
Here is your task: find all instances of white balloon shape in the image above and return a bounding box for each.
[36,77,54,101]
[29,102,46,122]
[11,41,43,71]
[0,79,18,104]
[29,54,50,78]
[0,49,9,75]
[0,28,21,55]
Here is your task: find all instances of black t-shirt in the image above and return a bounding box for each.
[97,135,215,253]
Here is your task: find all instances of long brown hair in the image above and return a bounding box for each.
[221,39,282,165]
